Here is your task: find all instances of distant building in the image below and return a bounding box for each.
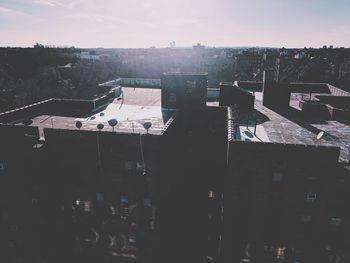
[236,51,263,79]
[193,43,206,50]
[79,51,100,60]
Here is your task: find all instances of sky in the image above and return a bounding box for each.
[0,0,349,48]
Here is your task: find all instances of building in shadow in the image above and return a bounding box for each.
[0,71,350,263]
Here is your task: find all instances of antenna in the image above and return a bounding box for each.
[75,121,82,130]
[108,119,118,131]
[139,134,146,176]
[143,122,152,134]
[96,124,103,168]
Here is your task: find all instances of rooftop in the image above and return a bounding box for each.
[6,88,175,138]
[238,91,350,162]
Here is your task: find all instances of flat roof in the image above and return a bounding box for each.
[245,92,350,162]
[19,88,175,137]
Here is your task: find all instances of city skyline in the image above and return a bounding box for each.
[0,0,350,48]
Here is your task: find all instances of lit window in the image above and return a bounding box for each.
[306,192,317,202]
[208,190,215,199]
[276,247,285,260]
[84,201,92,212]
[120,195,128,204]
[272,172,282,182]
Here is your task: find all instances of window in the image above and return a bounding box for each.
[143,197,151,207]
[96,193,104,201]
[169,92,176,103]
[186,80,196,93]
[120,195,129,204]
[84,201,92,212]
[301,215,312,222]
[307,176,317,181]
[329,217,342,226]
[208,190,215,199]
[272,172,283,182]
[32,198,39,205]
[0,162,5,171]
[168,83,176,91]
[276,247,286,260]
[306,192,317,202]
[125,161,134,171]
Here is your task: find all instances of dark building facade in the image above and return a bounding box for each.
[223,139,350,263]
[1,72,350,263]
[0,73,229,263]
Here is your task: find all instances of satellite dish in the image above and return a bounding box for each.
[143,122,152,133]
[97,123,104,130]
[317,131,325,140]
[75,121,82,130]
[22,119,33,126]
[108,119,118,131]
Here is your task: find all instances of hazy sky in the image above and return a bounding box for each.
[0,0,349,48]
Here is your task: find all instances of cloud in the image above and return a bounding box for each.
[165,18,200,27]
[32,0,80,9]
[0,6,32,17]
[62,12,158,28]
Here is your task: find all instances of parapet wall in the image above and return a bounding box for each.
[93,88,117,108]
[327,84,350,96]
[235,81,341,94]
[99,78,161,88]
[288,82,331,93]
[0,89,117,124]
[0,99,54,123]
[316,95,350,109]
